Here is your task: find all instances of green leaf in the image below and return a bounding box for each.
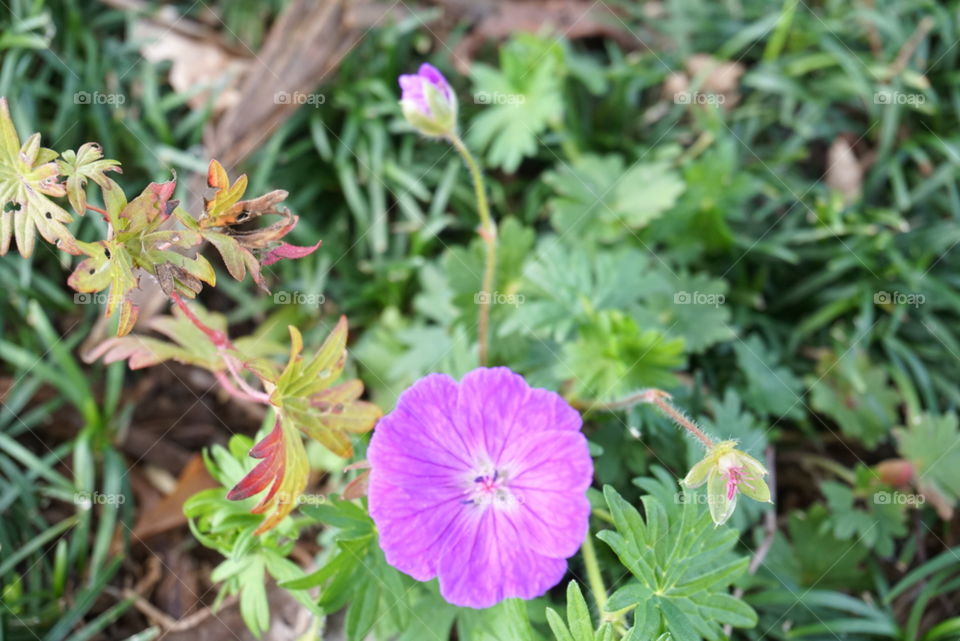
[819,474,907,557]
[457,599,538,641]
[809,349,898,448]
[56,142,121,216]
[345,573,381,641]
[599,486,756,639]
[632,270,734,353]
[895,412,960,517]
[545,581,605,641]
[499,240,659,342]
[238,557,269,638]
[733,334,804,419]
[546,154,684,242]
[0,97,76,257]
[559,309,684,401]
[760,505,870,591]
[467,35,565,172]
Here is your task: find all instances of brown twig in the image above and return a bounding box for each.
[885,16,934,81]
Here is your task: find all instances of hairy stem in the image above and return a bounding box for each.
[448,133,497,366]
[648,392,714,449]
[573,388,715,449]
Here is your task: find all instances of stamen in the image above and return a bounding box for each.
[725,466,744,500]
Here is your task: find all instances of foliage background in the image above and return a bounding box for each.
[2,0,960,639]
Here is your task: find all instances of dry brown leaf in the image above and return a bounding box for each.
[131,9,250,113]
[826,136,863,206]
[132,454,218,541]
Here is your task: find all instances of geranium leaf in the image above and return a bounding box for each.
[199,159,319,289]
[56,142,121,216]
[261,240,322,266]
[268,318,380,461]
[598,486,756,639]
[227,417,309,535]
[66,179,214,335]
[0,98,76,257]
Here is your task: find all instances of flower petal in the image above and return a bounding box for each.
[707,468,737,526]
[369,475,466,582]
[418,63,451,98]
[369,373,478,480]
[682,456,713,489]
[501,430,592,557]
[437,509,568,609]
[457,367,582,463]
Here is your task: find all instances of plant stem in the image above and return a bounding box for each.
[573,388,715,449]
[581,530,608,615]
[648,392,715,449]
[448,133,497,366]
[171,293,271,404]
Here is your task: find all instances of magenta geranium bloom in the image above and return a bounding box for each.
[368,367,593,609]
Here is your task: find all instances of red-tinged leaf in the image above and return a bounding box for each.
[67,180,209,336]
[203,159,248,223]
[228,417,309,535]
[117,298,140,337]
[261,240,322,266]
[311,380,382,434]
[87,300,288,378]
[343,470,369,500]
[118,179,178,230]
[344,460,371,472]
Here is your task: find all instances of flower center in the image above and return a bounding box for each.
[724,466,744,500]
[463,466,518,509]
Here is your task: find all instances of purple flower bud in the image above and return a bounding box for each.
[398,63,457,136]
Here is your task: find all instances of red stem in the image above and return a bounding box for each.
[170,293,270,404]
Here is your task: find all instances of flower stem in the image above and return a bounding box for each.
[648,392,715,449]
[572,388,715,449]
[448,133,497,366]
[580,529,608,615]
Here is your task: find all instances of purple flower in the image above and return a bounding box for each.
[368,367,593,609]
[398,63,457,136]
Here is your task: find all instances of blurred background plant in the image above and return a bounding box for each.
[3,0,960,639]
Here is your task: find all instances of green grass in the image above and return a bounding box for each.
[3,0,960,638]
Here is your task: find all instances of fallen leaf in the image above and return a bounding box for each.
[132,454,218,541]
